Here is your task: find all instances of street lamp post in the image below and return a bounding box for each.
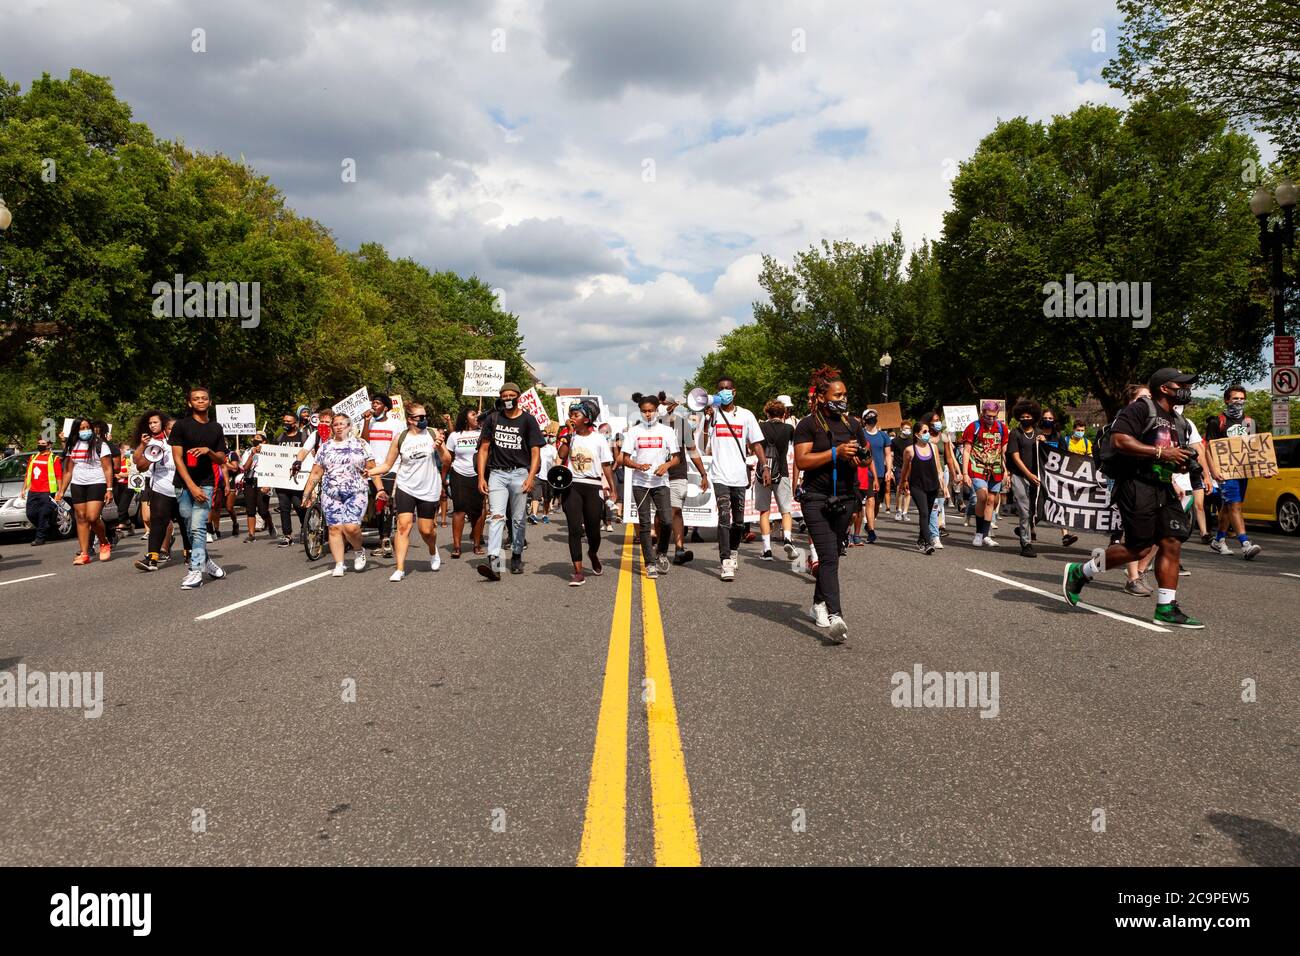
[1250,180,1297,338]
[0,198,12,262]
[383,360,395,395]
[879,352,892,403]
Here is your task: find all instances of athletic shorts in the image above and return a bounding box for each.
[669,478,689,510]
[69,483,108,505]
[394,487,439,519]
[754,475,793,514]
[971,475,1004,495]
[1114,478,1192,550]
[1220,478,1248,504]
[449,470,484,517]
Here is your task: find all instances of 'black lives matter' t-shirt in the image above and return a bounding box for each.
[169,416,226,486]
[480,411,544,472]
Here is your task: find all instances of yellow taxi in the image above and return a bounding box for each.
[1242,434,1300,534]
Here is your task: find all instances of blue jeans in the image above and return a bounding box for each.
[177,485,213,571]
[929,497,943,541]
[487,467,529,561]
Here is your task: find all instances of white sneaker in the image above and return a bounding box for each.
[984,536,999,547]
[645,565,658,580]
[1209,538,1232,555]
[657,554,670,574]
[353,548,367,572]
[180,570,203,590]
[782,539,797,560]
[826,614,848,643]
[332,562,346,577]
[720,558,735,581]
[1241,542,1261,560]
[933,538,944,550]
[972,533,985,547]
[991,519,999,530]
[206,531,214,544]
[389,569,405,582]
[204,558,226,579]
[810,602,830,627]
[430,550,442,572]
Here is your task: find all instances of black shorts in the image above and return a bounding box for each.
[449,470,483,519]
[393,487,438,519]
[1114,478,1191,550]
[69,483,107,505]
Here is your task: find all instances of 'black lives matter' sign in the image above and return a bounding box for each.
[1035,450,1118,532]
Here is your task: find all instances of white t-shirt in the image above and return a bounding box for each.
[567,430,612,485]
[394,429,442,501]
[366,414,400,473]
[702,406,763,487]
[447,430,480,478]
[67,439,112,486]
[624,421,680,489]
[151,439,179,497]
[539,442,557,477]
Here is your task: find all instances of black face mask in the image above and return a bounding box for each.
[1020,419,1034,430]
[825,400,848,415]
[1041,420,1055,431]
[415,415,428,429]
[865,414,878,426]
[1166,386,1192,405]
[284,422,297,432]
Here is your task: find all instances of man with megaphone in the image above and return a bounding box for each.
[697,374,769,582]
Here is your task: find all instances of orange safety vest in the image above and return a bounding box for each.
[25,451,62,494]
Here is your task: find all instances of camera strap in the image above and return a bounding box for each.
[831,445,837,497]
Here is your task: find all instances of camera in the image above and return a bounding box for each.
[823,495,849,517]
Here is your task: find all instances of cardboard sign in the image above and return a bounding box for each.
[1035,449,1118,532]
[1207,434,1279,479]
[463,359,506,397]
[331,386,371,424]
[518,387,551,430]
[943,405,979,437]
[865,401,902,430]
[215,404,256,435]
[253,443,315,490]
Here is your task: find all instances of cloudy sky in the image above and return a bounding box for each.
[2,0,1141,402]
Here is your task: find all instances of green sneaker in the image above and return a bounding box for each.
[1061,562,1087,607]
[1153,602,1205,629]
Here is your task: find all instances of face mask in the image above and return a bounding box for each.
[717,389,734,405]
[1020,419,1034,430]
[864,414,878,426]
[825,399,848,415]
[1073,429,1085,439]
[917,431,931,443]
[547,437,556,445]
[414,415,428,429]
[78,429,93,441]
[1225,401,1245,420]
[929,423,943,435]
[1167,386,1192,405]
[501,397,517,411]
[1041,419,1055,430]
[901,427,912,437]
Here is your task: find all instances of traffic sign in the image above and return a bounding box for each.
[1273,399,1291,435]
[1274,336,1296,367]
[1273,366,1300,396]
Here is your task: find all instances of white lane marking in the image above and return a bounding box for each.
[0,573,57,587]
[1280,572,1300,579]
[195,570,335,621]
[966,568,1171,633]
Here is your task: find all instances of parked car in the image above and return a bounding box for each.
[1241,434,1300,535]
[0,450,119,539]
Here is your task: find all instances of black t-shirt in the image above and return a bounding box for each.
[793,413,860,496]
[1110,398,1185,484]
[169,416,226,486]
[1007,426,1039,474]
[275,426,313,449]
[759,419,794,480]
[1203,414,1256,441]
[890,434,912,467]
[480,410,544,472]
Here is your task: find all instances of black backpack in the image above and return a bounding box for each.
[1096,396,1190,475]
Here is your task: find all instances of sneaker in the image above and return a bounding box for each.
[31,538,46,546]
[569,572,585,586]
[380,537,393,558]
[510,553,523,575]
[430,551,442,572]
[181,570,204,589]
[783,538,797,559]
[838,541,848,557]
[1178,563,1191,577]
[1061,533,1078,548]
[527,514,537,525]
[159,550,171,563]
[206,532,214,544]
[1124,578,1153,597]
[720,559,735,581]
[761,549,773,561]
[1061,562,1088,607]
[1153,602,1205,629]
[589,553,603,576]
[542,515,550,524]
[933,539,944,550]
[937,528,948,538]
[1209,538,1232,555]
[353,548,367,572]
[1199,532,1212,545]
[826,614,848,643]
[332,562,346,577]
[924,542,936,555]
[657,554,670,574]
[991,518,999,530]
[98,543,112,562]
[389,569,405,582]
[134,556,159,572]
[73,552,91,566]
[916,542,929,554]
[277,535,292,548]
[809,602,830,627]
[1241,542,1261,560]
[983,536,999,547]
[1019,543,1037,558]
[477,560,501,582]
[673,549,693,566]
[866,530,877,544]
[972,533,985,548]
[204,558,226,579]
[645,565,658,580]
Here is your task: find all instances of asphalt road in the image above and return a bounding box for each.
[1,503,1297,866]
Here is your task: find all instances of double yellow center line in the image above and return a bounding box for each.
[577,525,700,866]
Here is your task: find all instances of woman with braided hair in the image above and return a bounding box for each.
[792,366,866,643]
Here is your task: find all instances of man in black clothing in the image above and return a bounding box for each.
[169,385,229,590]
[756,398,798,560]
[273,410,316,547]
[1007,400,1041,557]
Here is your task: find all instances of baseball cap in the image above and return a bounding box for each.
[777,394,794,407]
[1147,368,1197,392]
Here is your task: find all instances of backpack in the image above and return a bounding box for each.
[1097,396,1190,474]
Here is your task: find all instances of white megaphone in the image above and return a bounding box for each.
[686,387,723,413]
[143,441,168,463]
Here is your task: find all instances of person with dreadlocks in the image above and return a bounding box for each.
[792,366,867,643]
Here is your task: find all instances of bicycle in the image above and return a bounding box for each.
[302,494,326,561]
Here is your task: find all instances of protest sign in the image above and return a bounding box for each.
[1035,448,1118,532]
[743,447,802,522]
[867,402,903,430]
[390,395,405,421]
[557,393,606,423]
[518,387,551,430]
[463,360,505,397]
[254,444,314,490]
[331,387,370,424]
[62,419,111,439]
[215,404,256,435]
[943,405,978,436]
[1207,434,1279,479]
[623,455,717,528]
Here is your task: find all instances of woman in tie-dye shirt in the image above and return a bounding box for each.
[302,414,376,576]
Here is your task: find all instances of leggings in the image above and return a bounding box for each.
[113,482,133,531]
[244,482,273,530]
[632,484,672,565]
[909,486,938,545]
[562,482,604,563]
[146,490,186,555]
[801,494,852,616]
[278,489,305,536]
[714,482,747,560]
